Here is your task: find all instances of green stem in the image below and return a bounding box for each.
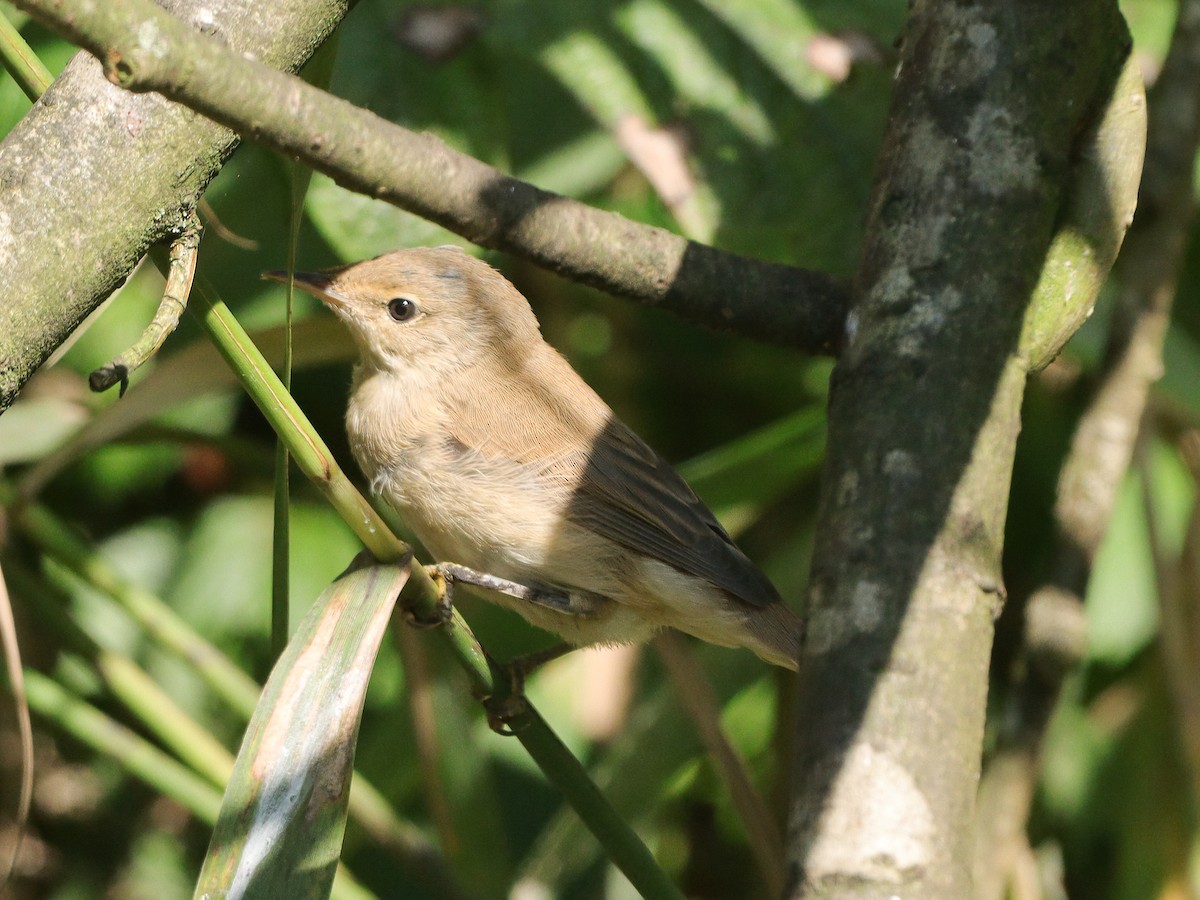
[5,558,234,786]
[0,9,51,102]
[190,278,491,688]
[271,433,291,657]
[271,246,295,662]
[7,492,262,719]
[23,668,223,822]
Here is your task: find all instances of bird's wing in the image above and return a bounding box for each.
[444,363,780,608]
[562,417,781,608]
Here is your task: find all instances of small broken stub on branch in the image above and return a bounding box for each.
[88,363,130,397]
[89,216,203,397]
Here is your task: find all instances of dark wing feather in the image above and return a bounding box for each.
[562,419,781,608]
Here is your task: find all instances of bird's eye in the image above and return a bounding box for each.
[387,297,419,322]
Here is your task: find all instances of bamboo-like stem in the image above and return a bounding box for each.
[0,9,51,101]
[23,667,223,821]
[7,491,263,718]
[5,557,235,785]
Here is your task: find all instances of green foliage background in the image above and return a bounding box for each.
[0,0,1197,897]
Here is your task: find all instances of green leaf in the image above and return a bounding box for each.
[195,558,408,900]
[0,394,89,464]
[1086,441,1195,666]
[679,405,826,536]
[1086,474,1159,666]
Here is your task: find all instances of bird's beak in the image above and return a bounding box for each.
[262,269,349,308]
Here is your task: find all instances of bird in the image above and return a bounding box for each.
[268,247,802,670]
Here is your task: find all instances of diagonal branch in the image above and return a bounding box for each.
[11,0,850,356]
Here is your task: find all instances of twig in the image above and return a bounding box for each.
[0,560,31,889]
[89,216,202,396]
[0,8,52,101]
[655,632,786,898]
[12,0,850,355]
[198,197,258,251]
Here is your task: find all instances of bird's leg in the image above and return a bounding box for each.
[509,642,576,674]
[482,643,577,736]
[430,562,602,617]
[336,550,451,629]
[415,563,598,734]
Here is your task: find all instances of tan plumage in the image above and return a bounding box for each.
[277,246,802,669]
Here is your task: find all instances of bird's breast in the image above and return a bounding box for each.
[345,381,572,577]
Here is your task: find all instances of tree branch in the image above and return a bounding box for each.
[974,1,1200,895]
[787,2,1139,896]
[0,0,353,412]
[10,0,850,359]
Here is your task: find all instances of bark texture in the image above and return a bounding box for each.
[787,3,1136,897]
[0,0,348,411]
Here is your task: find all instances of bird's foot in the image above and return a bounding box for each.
[404,564,456,629]
[481,644,575,736]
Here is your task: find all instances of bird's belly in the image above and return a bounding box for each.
[364,441,573,583]
[373,446,664,642]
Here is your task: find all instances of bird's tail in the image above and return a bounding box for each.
[741,602,803,671]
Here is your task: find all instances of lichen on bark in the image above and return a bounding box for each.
[787,2,1140,897]
[0,0,349,411]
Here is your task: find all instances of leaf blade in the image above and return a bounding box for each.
[196,559,408,900]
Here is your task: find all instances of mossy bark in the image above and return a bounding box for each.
[786,2,1140,897]
[0,0,348,411]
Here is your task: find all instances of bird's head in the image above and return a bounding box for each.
[265,246,542,375]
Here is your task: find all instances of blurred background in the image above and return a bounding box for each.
[0,0,1196,897]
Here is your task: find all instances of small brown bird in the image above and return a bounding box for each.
[272,247,802,669]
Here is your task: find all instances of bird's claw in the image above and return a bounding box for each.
[480,654,539,736]
[483,692,531,736]
[403,565,455,629]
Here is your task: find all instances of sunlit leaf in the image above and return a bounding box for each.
[195,559,407,899]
